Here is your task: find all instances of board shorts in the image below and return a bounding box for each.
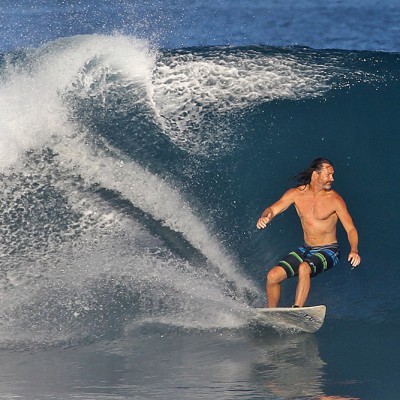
[278,243,340,278]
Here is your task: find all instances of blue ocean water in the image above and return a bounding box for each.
[1,1,400,399]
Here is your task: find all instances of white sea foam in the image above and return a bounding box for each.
[0,34,156,172]
[0,35,261,345]
[151,49,333,154]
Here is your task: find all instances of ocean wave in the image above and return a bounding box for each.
[0,34,399,346]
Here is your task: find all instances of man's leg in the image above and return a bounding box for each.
[266,266,287,308]
[294,262,312,307]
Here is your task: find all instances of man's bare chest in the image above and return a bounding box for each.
[294,197,336,221]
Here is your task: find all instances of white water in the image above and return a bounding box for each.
[0,35,261,347]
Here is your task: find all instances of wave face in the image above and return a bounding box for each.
[1,34,399,347]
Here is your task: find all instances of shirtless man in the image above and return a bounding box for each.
[256,158,361,308]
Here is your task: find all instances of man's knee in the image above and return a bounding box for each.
[298,262,311,276]
[267,266,287,284]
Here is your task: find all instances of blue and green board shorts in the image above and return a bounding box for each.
[278,243,340,278]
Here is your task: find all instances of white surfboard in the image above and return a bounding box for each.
[254,305,326,333]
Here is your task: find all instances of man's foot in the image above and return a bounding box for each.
[292,305,300,308]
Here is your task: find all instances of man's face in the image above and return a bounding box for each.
[317,164,334,190]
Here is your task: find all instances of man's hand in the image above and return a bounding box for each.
[256,212,272,229]
[348,251,361,268]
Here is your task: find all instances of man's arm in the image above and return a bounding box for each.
[335,196,361,267]
[256,189,295,229]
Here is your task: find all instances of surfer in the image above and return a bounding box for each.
[256,158,361,308]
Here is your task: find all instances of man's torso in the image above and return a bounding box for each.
[291,186,339,246]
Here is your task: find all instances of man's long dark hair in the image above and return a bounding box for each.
[291,158,333,187]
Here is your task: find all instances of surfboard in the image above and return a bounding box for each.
[254,305,326,333]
